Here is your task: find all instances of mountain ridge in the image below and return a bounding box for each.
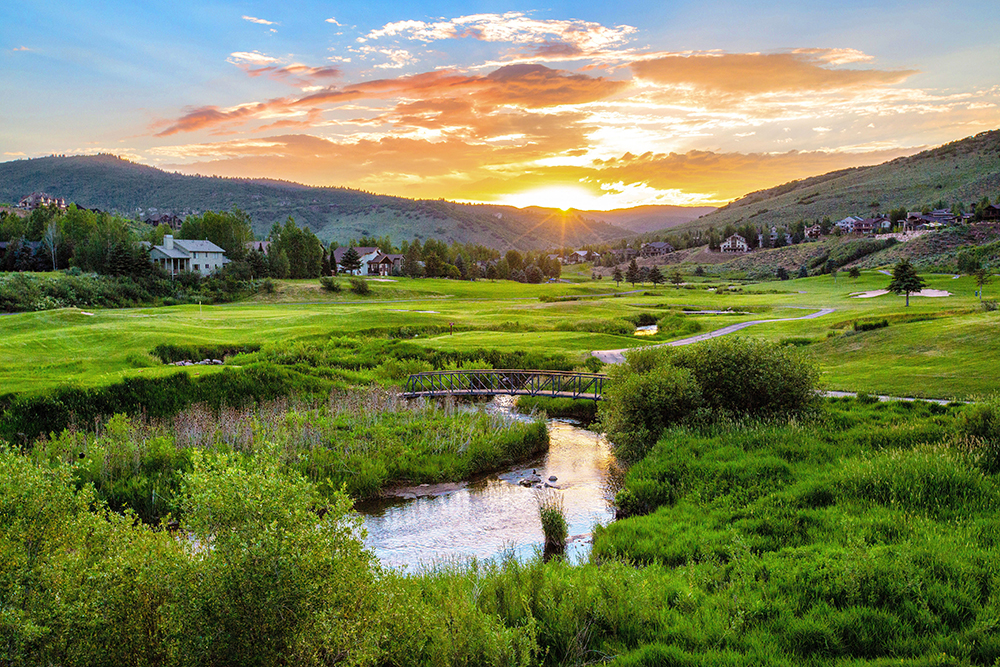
[0,155,708,250]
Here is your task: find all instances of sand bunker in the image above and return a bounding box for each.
[850,289,951,299]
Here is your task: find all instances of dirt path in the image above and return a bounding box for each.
[592,307,836,364]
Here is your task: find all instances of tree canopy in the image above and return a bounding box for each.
[887,259,926,306]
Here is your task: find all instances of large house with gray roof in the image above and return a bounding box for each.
[149,235,229,277]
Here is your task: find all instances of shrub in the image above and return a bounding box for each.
[599,352,703,460]
[668,336,819,419]
[261,277,276,294]
[349,276,371,295]
[854,319,889,332]
[319,275,342,292]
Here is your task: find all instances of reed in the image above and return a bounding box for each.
[536,488,568,556]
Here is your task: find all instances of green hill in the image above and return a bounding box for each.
[0,154,642,250]
[678,128,1000,233]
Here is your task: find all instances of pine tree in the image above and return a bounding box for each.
[340,247,363,275]
[626,259,640,286]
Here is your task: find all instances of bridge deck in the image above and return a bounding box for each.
[403,369,606,401]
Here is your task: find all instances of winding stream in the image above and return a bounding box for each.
[356,400,617,569]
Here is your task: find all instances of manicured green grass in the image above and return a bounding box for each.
[2,271,997,398]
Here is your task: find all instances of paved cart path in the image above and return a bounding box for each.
[592,307,836,364]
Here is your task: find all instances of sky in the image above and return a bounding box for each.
[2,1,999,210]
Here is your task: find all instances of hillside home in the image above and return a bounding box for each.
[805,225,823,239]
[640,241,674,257]
[18,192,67,211]
[720,234,750,253]
[144,213,184,231]
[982,205,1000,221]
[149,235,229,277]
[835,216,864,234]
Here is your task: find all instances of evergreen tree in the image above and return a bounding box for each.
[648,265,664,286]
[776,267,790,281]
[887,259,926,306]
[625,259,640,286]
[339,247,363,275]
[613,267,623,286]
[796,265,809,279]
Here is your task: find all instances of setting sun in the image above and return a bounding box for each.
[497,185,605,211]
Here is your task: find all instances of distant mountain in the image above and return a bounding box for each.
[0,154,687,251]
[671,129,1000,234]
[573,205,717,234]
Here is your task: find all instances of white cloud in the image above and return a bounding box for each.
[362,12,636,53]
[242,15,277,26]
[358,47,417,69]
[227,51,283,66]
[325,17,342,26]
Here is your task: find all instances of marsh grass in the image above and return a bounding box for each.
[536,489,568,557]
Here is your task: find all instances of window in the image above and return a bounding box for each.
[194,265,199,271]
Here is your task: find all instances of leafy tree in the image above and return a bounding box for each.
[693,265,705,277]
[180,208,254,262]
[887,258,926,306]
[848,267,861,279]
[524,264,544,283]
[424,252,442,278]
[668,268,683,287]
[339,247,363,275]
[505,250,523,272]
[796,265,809,279]
[270,218,323,278]
[974,268,992,301]
[485,263,497,281]
[776,267,790,281]
[402,244,423,278]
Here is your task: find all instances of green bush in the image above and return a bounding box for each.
[349,276,371,295]
[319,275,342,292]
[854,319,889,332]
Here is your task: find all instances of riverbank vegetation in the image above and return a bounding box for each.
[5,392,999,665]
[22,389,547,524]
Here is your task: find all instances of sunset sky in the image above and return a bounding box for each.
[3,1,999,210]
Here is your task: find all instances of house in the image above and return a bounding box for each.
[835,216,863,234]
[720,234,749,253]
[981,205,1000,221]
[640,241,674,257]
[367,252,404,276]
[246,240,272,255]
[149,235,229,277]
[333,246,382,275]
[566,250,598,264]
[18,192,67,211]
[805,224,823,239]
[144,213,184,231]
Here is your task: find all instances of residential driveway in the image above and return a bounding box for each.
[592,308,836,364]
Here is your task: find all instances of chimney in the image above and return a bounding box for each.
[164,235,173,250]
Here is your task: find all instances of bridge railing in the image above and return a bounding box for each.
[403,369,606,401]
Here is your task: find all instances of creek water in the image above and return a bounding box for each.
[355,399,617,569]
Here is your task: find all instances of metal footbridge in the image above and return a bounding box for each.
[403,370,606,401]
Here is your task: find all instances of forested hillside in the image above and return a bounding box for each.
[0,155,634,250]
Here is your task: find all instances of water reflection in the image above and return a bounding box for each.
[356,416,616,569]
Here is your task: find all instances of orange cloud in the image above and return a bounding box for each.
[152,64,626,137]
[632,50,916,96]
